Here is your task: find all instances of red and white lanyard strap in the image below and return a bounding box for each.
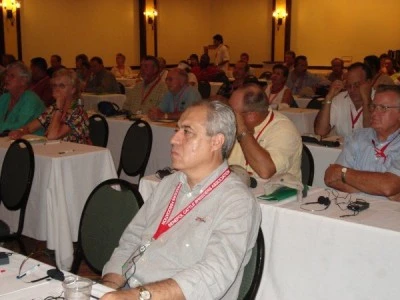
[350,108,363,129]
[245,112,274,166]
[141,76,162,105]
[372,133,399,162]
[152,168,231,240]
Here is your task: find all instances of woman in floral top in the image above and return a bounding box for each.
[9,69,91,144]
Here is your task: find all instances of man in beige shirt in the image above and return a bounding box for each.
[122,56,167,114]
[228,84,302,181]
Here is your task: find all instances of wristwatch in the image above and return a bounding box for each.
[138,286,152,300]
[341,167,348,183]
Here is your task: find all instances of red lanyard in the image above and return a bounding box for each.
[141,76,162,105]
[350,108,363,129]
[245,112,274,166]
[152,168,231,240]
[372,134,399,162]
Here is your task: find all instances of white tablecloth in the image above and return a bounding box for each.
[0,139,117,270]
[81,93,126,112]
[0,246,114,299]
[106,117,174,182]
[306,143,342,188]
[139,176,400,300]
[280,107,319,135]
[209,82,223,96]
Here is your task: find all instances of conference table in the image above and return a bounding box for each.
[81,93,126,111]
[0,138,117,270]
[279,107,319,135]
[0,246,113,299]
[139,177,400,300]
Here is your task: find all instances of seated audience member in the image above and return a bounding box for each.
[283,50,296,71]
[177,60,198,87]
[9,69,91,144]
[228,84,302,181]
[286,55,322,95]
[240,52,254,75]
[0,62,45,134]
[122,56,167,114]
[29,57,55,107]
[216,60,250,100]
[148,68,201,120]
[188,53,199,68]
[158,57,169,82]
[79,61,92,91]
[382,57,400,84]
[75,53,89,81]
[324,85,400,200]
[364,55,394,88]
[111,53,134,79]
[47,54,65,77]
[265,64,294,107]
[191,54,221,82]
[101,101,261,299]
[85,56,120,94]
[314,62,373,138]
[379,53,390,72]
[327,58,346,82]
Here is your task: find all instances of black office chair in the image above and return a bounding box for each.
[198,81,211,99]
[0,139,35,254]
[118,82,126,94]
[301,144,315,186]
[88,114,109,147]
[259,71,272,80]
[71,178,144,274]
[117,120,153,181]
[238,228,265,300]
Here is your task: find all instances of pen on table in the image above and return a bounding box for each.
[58,149,75,154]
[16,264,40,279]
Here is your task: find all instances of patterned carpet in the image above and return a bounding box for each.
[2,235,101,281]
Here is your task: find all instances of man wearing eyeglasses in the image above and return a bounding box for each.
[314,62,374,138]
[324,85,400,200]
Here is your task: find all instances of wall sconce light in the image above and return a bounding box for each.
[143,9,158,29]
[272,9,288,31]
[1,0,20,26]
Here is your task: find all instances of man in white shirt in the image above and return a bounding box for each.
[212,34,230,73]
[314,62,373,138]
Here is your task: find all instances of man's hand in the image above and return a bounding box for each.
[326,80,344,99]
[360,81,372,104]
[8,130,23,140]
[324,163,343,184]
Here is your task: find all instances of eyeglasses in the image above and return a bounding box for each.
[51,83,71,89]
[368,103,400,113]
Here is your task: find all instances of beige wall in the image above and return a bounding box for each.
[157,0,272,65]
[20,0,139,68]
[291,0,400,66]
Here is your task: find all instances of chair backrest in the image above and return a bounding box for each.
[118,82,126,94]
[0,139,35,234]
[259,71,272,80]
[238,228,265,300]
[301,143,315,186]
[306,98,322,109]
[78,178,144,274]
[117,120,153,180]
[198,81,211,99]
[89,114,109,147]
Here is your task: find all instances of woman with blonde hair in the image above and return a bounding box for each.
[9,69,91,144]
